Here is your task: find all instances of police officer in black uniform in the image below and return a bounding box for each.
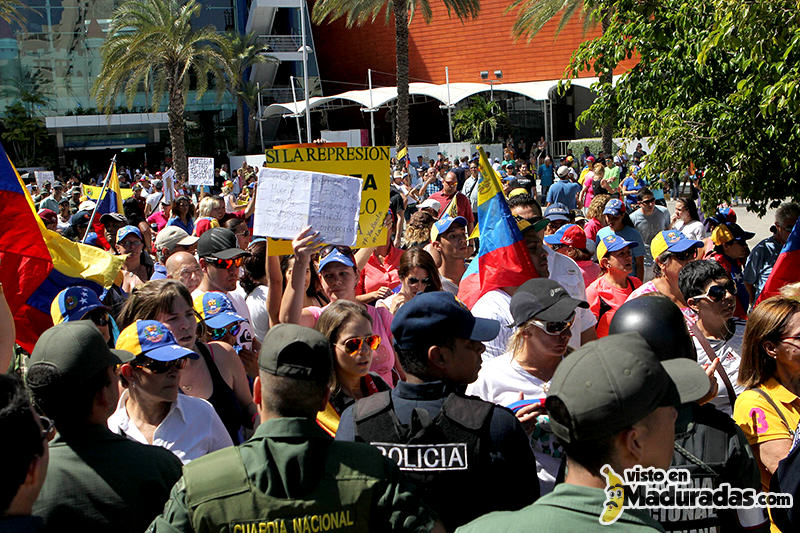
[148,323,440,533]
[609,295,769,533]
[336,292,540,530]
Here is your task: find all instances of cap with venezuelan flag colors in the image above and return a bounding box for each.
[50,286,108,324]
[597,233,639,261]
[193,291,244,329]
[115,320,195,361]
[650,230,703,260]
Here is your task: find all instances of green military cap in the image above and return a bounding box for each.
[259,323,332,382]
[545,332,709,444]
[28,321,134,386]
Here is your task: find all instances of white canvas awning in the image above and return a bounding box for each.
[263,76,620,118]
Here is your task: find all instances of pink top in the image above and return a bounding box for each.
[147,211,169,232]
[576,259,602,287]
[584,218,604,243]
[626,280,699,324]
[306,304,396,387]
[581,171,595,208]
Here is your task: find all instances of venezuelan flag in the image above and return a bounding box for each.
[756,217,800,304]
[94,163,124,215]
[458,147,537,308]
[0,143,124,352]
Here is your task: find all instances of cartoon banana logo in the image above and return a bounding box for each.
[600,464,625,525]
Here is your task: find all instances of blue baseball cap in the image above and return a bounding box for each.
[597,233,639,260]
[116,225,143,243]
[544,203,570,222]
[391,291,500,351]
[50,286,108,325]
[84,232,102,248]
[430,214,467,241]
[318,248,356,272]
[603,199,626,217]
[116,320,195,361]
[193,291,244,329]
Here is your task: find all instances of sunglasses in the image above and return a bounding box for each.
[207,256,243,270]
[528,314,575,335]
[132,355,188,374]
[210,322,242,340]
[40,415,56,442]
[671,248,697,261]
[340,334,381,356]
[640,198,655,205]
[320,245,354,260]
[406,276,431,286]
[695,281,737,302]
[86,309,109,327]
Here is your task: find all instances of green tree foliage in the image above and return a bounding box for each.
[453,96,508,143]
[312,0,480,151]
[563,0,800,214]
[0,0,26,26]
[2,102,51,167]
[93,0,231,179]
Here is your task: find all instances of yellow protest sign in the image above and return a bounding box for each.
[262,145,390,255]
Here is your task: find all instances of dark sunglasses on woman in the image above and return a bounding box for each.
[132,355,188,374]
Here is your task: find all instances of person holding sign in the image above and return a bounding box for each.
[280,227,402,387]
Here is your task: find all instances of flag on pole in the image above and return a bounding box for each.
[756,218,800,305]
[0,143,124,352]
[396,146,409,170]
[457,147,537,308]
[95,162,124,215]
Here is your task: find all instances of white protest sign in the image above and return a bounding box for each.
[34,170,54,188]
[161,168,176,203]
[187,157,214,186]
[253,167,362,246]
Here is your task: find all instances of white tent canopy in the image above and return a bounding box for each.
[263,76,620,118]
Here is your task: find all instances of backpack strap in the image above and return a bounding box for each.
[688,321,738,408]
[748,387,791,431]
[184,446,249,507]
[353,390,404,443]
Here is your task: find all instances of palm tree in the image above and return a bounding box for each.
[453,96,508,143]
[93,0,231,178]
[0,0,26,26]
[312,0,480,152]
[222,32,275,153]
[508,0,614,155]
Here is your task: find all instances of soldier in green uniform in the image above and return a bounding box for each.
[148,323,441,533]
[457,333,711,532]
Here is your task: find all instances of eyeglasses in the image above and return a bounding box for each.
[640,198,655,205]
[340,334,381,356]
[39,416,56,442]
[695,281,737,302]
[671,249,697,261]
[207,256,243,270]
[406,276,431,286]
[132,355,188,374]
[210,322,242,340]
[527,314,575,335]
[85,309,109,327]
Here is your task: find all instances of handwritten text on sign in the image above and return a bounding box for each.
[262,146,390,254]
[187,157,214,186]
[254,168,362,246]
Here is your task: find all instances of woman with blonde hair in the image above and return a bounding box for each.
[733,296,800,496]
[193,196,224,237]
[582,193,610,243]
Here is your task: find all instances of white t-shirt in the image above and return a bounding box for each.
[546,247,597,350]
[440,275,459,296]
[673,219,707,242]
[471,289,513,360]
[243,284,269,342]
[466,352,563,495]
[108,390,233,464]
[692,335,745,415]
[145,191,163,213]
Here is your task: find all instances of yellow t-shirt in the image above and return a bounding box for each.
[733,378,800,532]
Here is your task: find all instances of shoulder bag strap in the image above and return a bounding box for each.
[748,387,791,431]
[688,321,738,407]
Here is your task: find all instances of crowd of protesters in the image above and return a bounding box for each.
[2,143,800,533]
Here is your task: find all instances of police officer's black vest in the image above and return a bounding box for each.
[354,390,494,530]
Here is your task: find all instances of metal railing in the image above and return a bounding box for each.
[257,34,302,53]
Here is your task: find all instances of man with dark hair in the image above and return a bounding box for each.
[26,322,183,533]
[507,192,543,221]
[429,214,470,295]
[336,292,539,530]
[149,323,440,533]
[459,333,710,532]
[630,187,671,282]
[0,374,49,529]
[744,202,800,303]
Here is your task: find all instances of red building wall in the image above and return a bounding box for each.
[311,0,636,91]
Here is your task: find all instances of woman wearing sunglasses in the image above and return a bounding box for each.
[734,296,800,508]
[118,280,256,445]
[315,300,391,434]
[679,260,745,415]
[467,279,588,495]
[166,196,195,236]
[108,320,233,463]
[281,226,402,387]
[377,248,441,314]
[626,230,704,316]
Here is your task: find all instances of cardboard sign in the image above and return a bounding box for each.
[187,157,214,186]
[262,145,390,255]
[161,168,176,203]
[254,168,362,246]
[34,170,54,188]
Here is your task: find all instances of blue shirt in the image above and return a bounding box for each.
[150,263,167,280]
[538,164,555,187]
[621,176,648,208]
[425,179,443,198]
[546,180,582,210]
[743,236,782,300]
[167,216,194,235]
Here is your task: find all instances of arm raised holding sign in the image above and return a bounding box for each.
[279,226,324,327]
